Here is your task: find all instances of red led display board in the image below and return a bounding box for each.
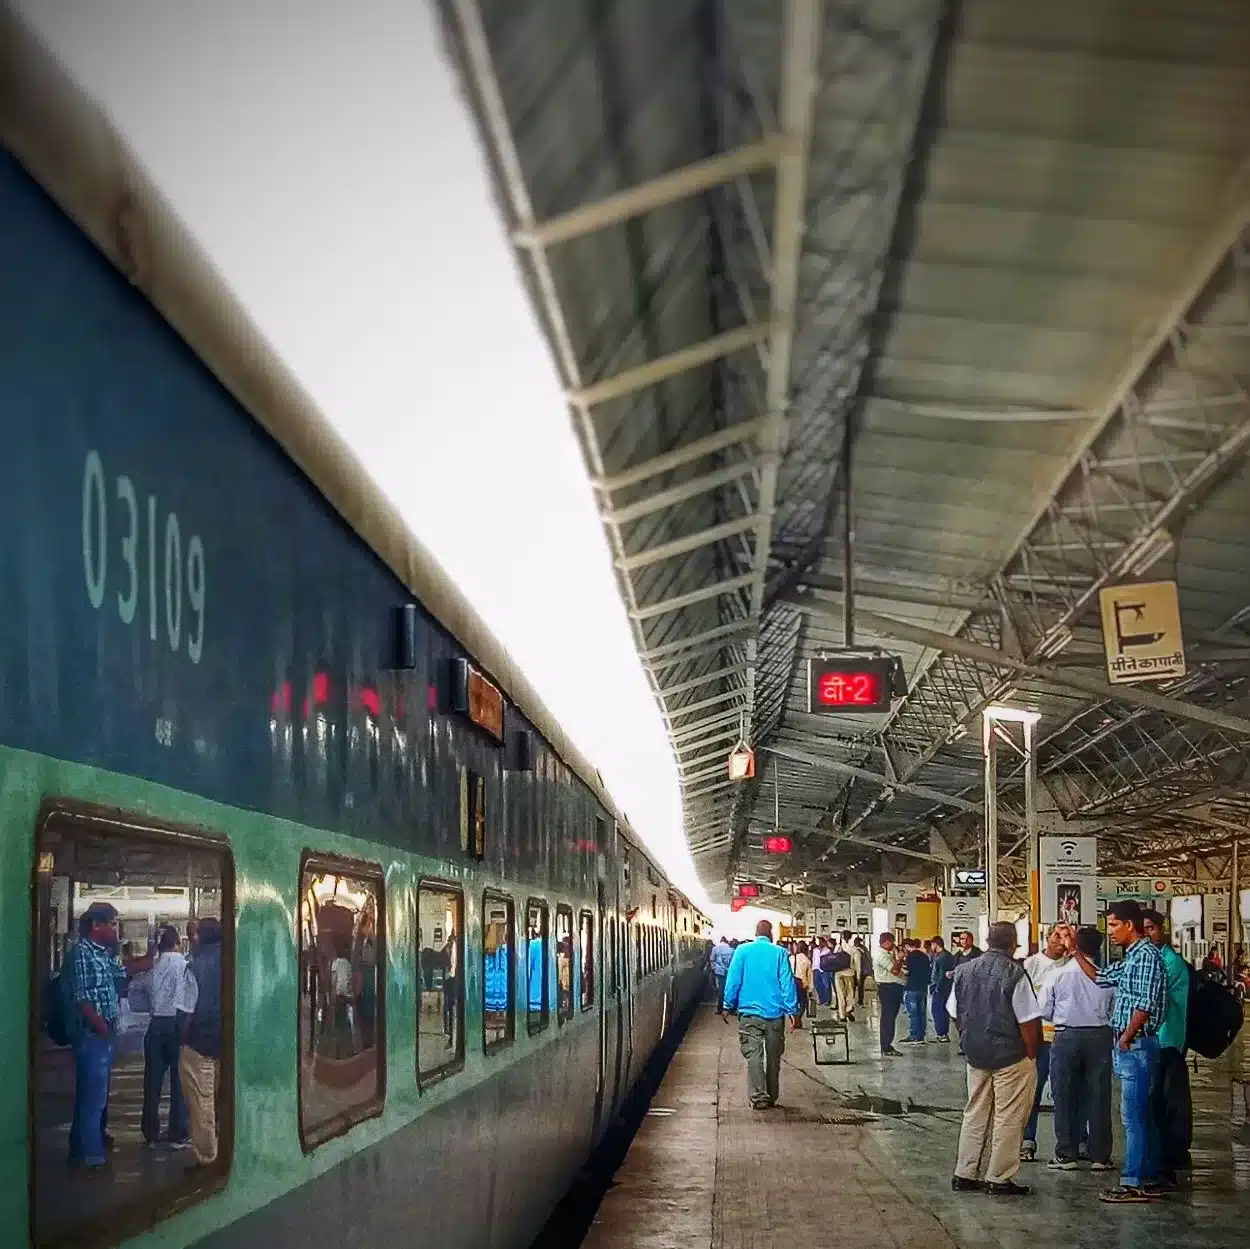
[763,835,792,855]
[736,882,761,898]
[806,656,894,714]
[730,897,749,912]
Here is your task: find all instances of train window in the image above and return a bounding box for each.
[417,882,465,1084]
[555,905,574,1024]
[482,892,515,1053]
[607,916,617,996]
[578,912,595,1010]
[526,900,550,1034]
[299,855,384,1149]
[31,805,234,1248]
[634,926,642,978]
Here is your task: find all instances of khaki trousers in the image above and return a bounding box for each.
[179,1046,219,1164]
[954,1056,1036,1185]
[834,970,857,1017]
[738,1015,785,1107]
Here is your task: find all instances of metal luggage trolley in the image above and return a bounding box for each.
[810,1014,850,1064]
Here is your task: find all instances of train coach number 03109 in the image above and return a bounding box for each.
[81,449,207,663]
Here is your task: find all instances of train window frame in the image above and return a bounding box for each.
[297,851,387,1152]
[555,904,574,1025]
[578,910,595,1012]
[482,890,515,1055]
[416,878,466,1089]
[525,898,550,1036]
[28,800,237,1249]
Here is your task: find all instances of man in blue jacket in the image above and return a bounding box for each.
[722,920,799,1109]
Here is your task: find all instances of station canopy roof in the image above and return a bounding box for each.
[442,0,1250,902]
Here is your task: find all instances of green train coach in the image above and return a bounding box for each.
[0,14,710,1249]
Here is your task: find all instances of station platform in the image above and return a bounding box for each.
[582,1006,1249,1249]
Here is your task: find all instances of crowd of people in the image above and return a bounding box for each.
[713,898,1205,1208]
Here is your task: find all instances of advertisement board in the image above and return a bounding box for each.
[1040,837,1099,924]
[832,899,851,932]
[849,895,874,933]
[940,895,986,945]
[885,882,919,932]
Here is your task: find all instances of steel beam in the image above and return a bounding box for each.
[739,0,825,744]
[568,321,774,409]
[597,415,774,493]
[661,665,748,700]
[617,515,760,572]
[787,593,1250,738]
[668,689,746,721]
[670,709,743,744]
[773,819,949,864]
[607,458,761,525]
[770,743,1026,826]
[640,620,753,664]
[513,137,784,248]
[632,572,756,621]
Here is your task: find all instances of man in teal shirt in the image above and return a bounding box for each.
[1142,909,1191,1187]
[722,919,799,1108]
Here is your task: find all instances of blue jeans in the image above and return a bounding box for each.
[1113,1033,1160,1187]
[1024,1041,1051,1143]
[813,969,832,1007]
[70,1030,114,1166]
[930,987,950,1038]
[903,989,927,1041]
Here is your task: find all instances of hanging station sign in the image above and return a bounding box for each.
[953,867,987,889]
[940,894,986,944]
[1096,877,1173,903]
[849,895,874,932]
[763,834,793,855]
[806,654,896,714]
[727,745,756,780]
[885,883,919,932]
[1098,580,1186,685]
[832,899,851,931]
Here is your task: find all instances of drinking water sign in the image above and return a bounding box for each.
[1098,580,1186,684]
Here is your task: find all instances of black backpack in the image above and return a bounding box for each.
[42,960,82,1047]
[829,950,852,973]
[1184,966,1243,1060]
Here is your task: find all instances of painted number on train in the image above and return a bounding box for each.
[81,450,206,663]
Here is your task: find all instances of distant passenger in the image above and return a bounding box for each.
[928,936,955,1043]
[852,937,869,1007]
[901,939,931,1046]
[710,937,734,1018]
[1142,909,1191,1188]
[1019,927,1067,1162]
[950,930,983,1056]
[949,921,1042,1197]
[872,934,907,1056]
[1062,901,1166,1204]
[721,920,798,1110]
[789,942,812,1030]
[1039,925,1114,1171]
[177,916,224,1167]
[833,931,857,1020]
[812,937,834,1008]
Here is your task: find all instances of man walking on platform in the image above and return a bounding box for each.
[872,933,907,1057]
[1142,908,1192,1187]
[1062,900,1167,1204]
[721,920,798,1110]
[710,936,734,1019]
[834,931,857,1021]
[949,922,1042,1198]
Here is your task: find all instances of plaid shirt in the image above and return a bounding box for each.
[70,937,125,1024]
[1095,937,1167,1035]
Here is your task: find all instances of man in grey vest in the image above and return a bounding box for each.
[948,922,1043,1196]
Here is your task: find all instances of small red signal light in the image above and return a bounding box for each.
[730,897,748,912]
[763,835,793,855]
[736,883,761,899]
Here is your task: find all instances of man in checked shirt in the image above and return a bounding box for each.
[1061,899,1167,1204]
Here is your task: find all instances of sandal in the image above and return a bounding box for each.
[1098,1186,1160,1204]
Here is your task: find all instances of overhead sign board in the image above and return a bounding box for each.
[806,655,894,714]
[953,868,987,889]
[1041,836,1099,924]
[813,906,833,935]
[1096,877,1172,902]
[1099,580,1185,685]
[849,895,873,932]
[940,894,986,944]
[886,883,919,932]
[832,899,851,932]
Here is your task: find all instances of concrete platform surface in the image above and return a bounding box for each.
[582,1005,1249,1249]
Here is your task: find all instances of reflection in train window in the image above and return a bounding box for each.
[483,892,514,1053]
[526,900,549,1034]
[578,911,595,1010]
[555,906,574,1024]
[299,857,384,1149]
[417,882,465,1083]
[30,807,234,1247]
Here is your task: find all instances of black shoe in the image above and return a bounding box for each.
[985,1180,1031,1197]
[882,1047,901,1057]
[951,1176,983,1193]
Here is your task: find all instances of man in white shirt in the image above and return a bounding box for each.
[137,925,190,1147]
[872,934,907,1057]
[949,922,1043,1197]
[1040,925,1115,1169]
[1019,929,1067,1161]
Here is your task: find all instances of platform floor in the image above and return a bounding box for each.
[583,1005,1249,1249]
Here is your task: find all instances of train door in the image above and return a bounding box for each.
[592,878,607,1134]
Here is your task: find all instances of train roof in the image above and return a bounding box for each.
[0,5,674,883]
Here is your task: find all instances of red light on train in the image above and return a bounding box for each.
[763,835,793,855]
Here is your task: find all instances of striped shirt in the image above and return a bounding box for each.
[70,938,124,1024]
[1095,937,1167,1035]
